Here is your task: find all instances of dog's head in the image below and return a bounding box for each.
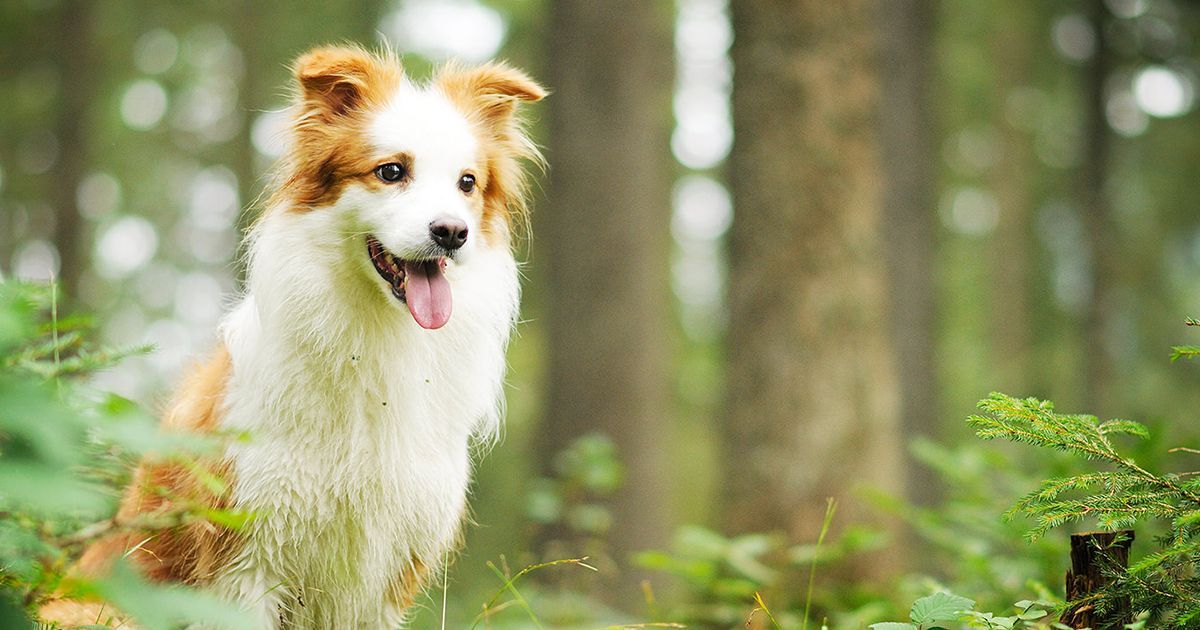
[272,45,544,330]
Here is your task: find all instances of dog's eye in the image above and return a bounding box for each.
[375,163,407,183]
[458,174,476,194]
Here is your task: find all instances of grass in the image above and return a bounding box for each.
[803,498,837,630]
[470,556,597,629]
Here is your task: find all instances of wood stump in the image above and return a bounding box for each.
[1059,530,1135,629]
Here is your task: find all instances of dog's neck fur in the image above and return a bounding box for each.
[212,201,518,627]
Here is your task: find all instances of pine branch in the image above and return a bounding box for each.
[969,392,1200,625]
[1170,345,1200,363]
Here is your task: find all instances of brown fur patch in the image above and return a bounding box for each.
[270,45,405,210]
[384,557,428,610]
[37,599,129,628]
[40,346,239,626]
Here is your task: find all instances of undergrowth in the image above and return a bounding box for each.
[0,280,252,629]
[4,280,1198,629]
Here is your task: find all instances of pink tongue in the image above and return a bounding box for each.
[404,259,452,330]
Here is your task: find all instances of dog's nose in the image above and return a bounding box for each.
[429,215,468,251]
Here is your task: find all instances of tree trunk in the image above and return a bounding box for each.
[1080,0,1115,417]
[229,2,385,286]
[48,0,97,300]
[880,0,939,507]
[230,1,267,287]
[539,0,674,586]
[988,2,1039,396]
[1060,531,1134,629]
[723,0,905,576]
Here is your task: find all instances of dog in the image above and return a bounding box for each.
[40,45,545,628]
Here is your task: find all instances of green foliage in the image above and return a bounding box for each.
[0,281,250,629]
[869,593,1051,630]
[526,431,624,588]
[636,521,889,627]
[969,392,1200,626]
[526,432,623,535]
[874,438,1067,613]
[1169,345,1200,363]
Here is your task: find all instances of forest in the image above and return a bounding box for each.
[2,0,1200,628]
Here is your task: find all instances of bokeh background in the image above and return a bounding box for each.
[3,0,1200,626]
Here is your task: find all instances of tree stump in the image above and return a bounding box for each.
[1059,530,1135,629]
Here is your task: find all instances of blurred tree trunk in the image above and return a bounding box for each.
[227,2,384,286]
[539,0,674,584]
[880,0,938,506]
[989,2,1038,396]
[48,0,97,299]
[1080,0,1115,416]
[722,0,905,576]
[230,2,267,287]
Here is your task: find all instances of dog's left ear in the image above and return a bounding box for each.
[437,62,546,128]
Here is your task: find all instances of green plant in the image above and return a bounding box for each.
[636,514,889,627]
[968,392,1200,626]
[869,592,1052,630]
[871,438,1068,613]
[0,280,251,629]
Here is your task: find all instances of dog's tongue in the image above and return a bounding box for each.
[404,259,452,330]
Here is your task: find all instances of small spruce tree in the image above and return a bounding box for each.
[968,391,1200,626]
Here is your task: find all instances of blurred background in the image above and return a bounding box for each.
[3,0,1200,626]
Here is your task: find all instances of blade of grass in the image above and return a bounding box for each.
[751,591,783,629]
[50,273,61,398]
[484,560,541,629]
[802,497,837,630]
[440,550,449,630]
[469,556,595,630]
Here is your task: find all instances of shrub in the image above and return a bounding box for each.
[0,281,250,629]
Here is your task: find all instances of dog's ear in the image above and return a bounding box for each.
[436,62,546,128]
[294,45,400,118]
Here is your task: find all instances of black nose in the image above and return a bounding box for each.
[429,215,468,251]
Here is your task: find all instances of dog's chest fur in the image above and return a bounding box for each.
[210,217,518,627]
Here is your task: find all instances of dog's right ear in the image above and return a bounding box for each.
[294,45,401,118]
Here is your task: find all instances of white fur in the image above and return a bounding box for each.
[209,80,519,628]
[364,82,481,263]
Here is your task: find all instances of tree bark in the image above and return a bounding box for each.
[230,1,267,288]
[1060,530,1134,629]
[229,1,385,286]
[989,2,1039,396]
[723,0,905,576]
[48,0,97,300]
[880,0,939,506]
[539,0,674,585]
[1080,0,1116,418]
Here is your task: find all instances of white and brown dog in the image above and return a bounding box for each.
[41,45,544,628]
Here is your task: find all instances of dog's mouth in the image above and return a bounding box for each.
[366,235,452,330]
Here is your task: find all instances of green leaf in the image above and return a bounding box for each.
[911,592,976,624]
[0,592,34,630]
[93,560,255,630]
[869,624,918,630]
[202,508,256,530]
